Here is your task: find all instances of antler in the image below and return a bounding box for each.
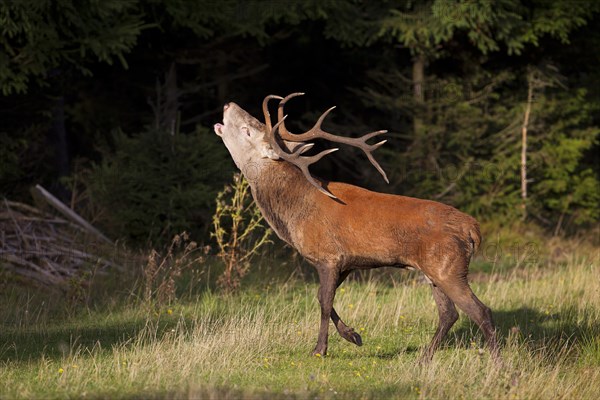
[276,93,389,184]
[262,93,389,199]
[262,94,283,131]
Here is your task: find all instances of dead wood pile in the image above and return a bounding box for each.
[0,200,123,287]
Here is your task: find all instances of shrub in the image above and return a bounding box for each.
[211,173,271,292]
[85,126,233,246]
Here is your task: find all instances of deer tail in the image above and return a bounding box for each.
[469,223,482,256]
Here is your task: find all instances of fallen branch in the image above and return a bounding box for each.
[31,185,112,244]
[1,198,127,288]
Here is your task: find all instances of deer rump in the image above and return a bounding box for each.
[215,93,500,363]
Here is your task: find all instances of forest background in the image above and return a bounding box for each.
[2,0,598,248]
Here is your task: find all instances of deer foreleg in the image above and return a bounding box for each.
[331,308,363,346]
[331,270,362,346]
[312,266,339,356]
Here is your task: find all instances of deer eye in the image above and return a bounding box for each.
[241,127,251,137]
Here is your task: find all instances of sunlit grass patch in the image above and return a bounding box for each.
[0,256,598,399]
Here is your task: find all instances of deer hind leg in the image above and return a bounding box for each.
[436,275,501,362]
[419,284,459,363]
[331,270,363,346]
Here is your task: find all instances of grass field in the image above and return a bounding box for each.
[1,245,598,399]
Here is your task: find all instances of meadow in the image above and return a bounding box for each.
[0,241,598,399]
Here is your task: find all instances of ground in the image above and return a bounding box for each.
[0,247,598,399]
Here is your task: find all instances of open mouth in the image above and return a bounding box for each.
[214,103,231,137]
[214,122,224,137]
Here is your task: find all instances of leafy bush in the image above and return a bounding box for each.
[85,126,233,246]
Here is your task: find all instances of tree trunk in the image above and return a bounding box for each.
[165,62,180,135]
[412,53,425,138]
[410,53,428,170]
[521,73,534,221]
[50,95,70,201]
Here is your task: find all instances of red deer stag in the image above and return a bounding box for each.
[213,93,500,362]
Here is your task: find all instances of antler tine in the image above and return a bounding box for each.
[262,95,284,132]
[268,116,339,199]
[339,129,389,183]
[304,121,390,183]
[275,92,389,183]
[277,92,305,137]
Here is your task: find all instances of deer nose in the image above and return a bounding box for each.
[223,103,230,111]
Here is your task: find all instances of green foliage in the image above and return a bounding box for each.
[369,0,598,56]
[85,127,233,246]
[529,89,600,226]
[156,0,318,42]
[0,0,148,95]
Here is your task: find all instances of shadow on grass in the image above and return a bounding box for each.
[372,346,421,359]
[85,383,414,400]
[444,306,599,362]
[355,306,599,362]
[0,315,183,364]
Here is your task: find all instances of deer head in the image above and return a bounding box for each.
[214,93,389,198]
[213,102,277,171]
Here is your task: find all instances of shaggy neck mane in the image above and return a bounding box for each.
[249,161,317,245]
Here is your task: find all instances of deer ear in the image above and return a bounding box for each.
[260,145,280,160]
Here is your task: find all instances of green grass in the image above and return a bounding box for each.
[1,252,599,399]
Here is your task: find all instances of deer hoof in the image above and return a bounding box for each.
[342,330,363,346]
[350,331,363,346]
[311,347,327,357]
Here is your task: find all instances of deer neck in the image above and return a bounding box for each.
[247,160,316,246]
